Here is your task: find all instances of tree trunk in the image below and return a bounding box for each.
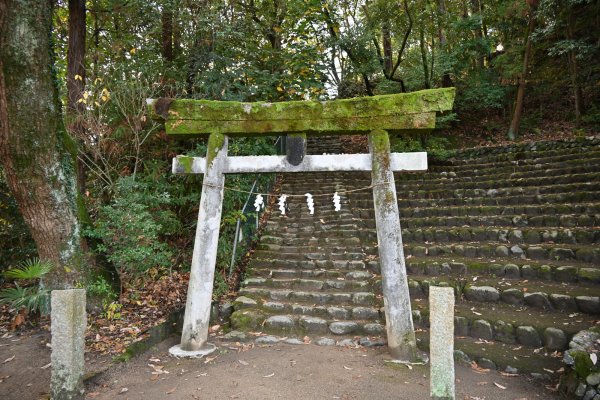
[162,7,174,62]
[566,8,584,124]
[419,27,431,89]
[436,0,453,87]
[67,0,87,196]
[67,0,86,114]
[383,24,393,77]
[0,0,86,289]
[470,0,485,69]
[508,10,536,139]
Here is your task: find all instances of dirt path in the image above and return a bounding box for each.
[86,336,565,400]
[0,330,111,400]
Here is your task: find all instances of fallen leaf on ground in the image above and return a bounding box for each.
[343,366,352,370]
[543,368,554,374]
[119,387,128,394]
[2,355,15,364]
[40,363,51,369]
[493,382,506,389]
[500,372,518,377]
[546,383,560,391]
[263,373,275,378]
[204,356,218,364]
[238,360,249,366]
[470,361,489,373]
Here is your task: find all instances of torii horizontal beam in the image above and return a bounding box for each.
[172,152,428,174]
[149,88,455,136]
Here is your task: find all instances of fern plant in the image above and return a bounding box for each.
[0,258,52,315]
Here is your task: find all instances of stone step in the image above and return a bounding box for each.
[249,256,600,285]
[407,276,600,315]
[231,295,595,350]
[242,272,600,316]
[241,276,375,291]
[405,257,600,285]
[397,190,600,208]
[404,157,600,182]
[438,139,600,167]
[248,262,380,277]
[237,287,381,307]
[394,181,600,201]
[247,257,378,271]
[401,227,600,246]
[398,202,600,219]
[399,213,600,229]
[255,242,378,253]
[394,171,600,193]
[285,170,600,196]
[403,242,600,264]
[251,250,372,262]
[428,152,600,177]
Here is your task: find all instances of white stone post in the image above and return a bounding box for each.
[429,286,456,400]
[170,133,228,357]
[51,289,86,400]
[369,129,418,362]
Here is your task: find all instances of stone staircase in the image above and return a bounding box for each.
[229,135,600,374]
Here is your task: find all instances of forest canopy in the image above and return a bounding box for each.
[0,0,598,297]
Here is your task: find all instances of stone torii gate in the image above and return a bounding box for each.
[150,88,455,362]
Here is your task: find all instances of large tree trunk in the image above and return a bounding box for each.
[508,10,536,140]
[0,0,86,289]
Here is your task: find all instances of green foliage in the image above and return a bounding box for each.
[86,274,118,305]
[0,285,51,316]
[391,135,456,161]
[3,258,52,281]
[0,258,51,315]
[104,301,123,320]
[455,71,508,111]
[86,176,180,287]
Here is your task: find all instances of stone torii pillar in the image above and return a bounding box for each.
[150,88,455,361]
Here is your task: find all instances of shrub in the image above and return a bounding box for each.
[86,177,179,292]
[0,258,52,316]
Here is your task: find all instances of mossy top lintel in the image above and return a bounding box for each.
[154,88,455,137]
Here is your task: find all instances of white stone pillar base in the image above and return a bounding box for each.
[169,343,217,358]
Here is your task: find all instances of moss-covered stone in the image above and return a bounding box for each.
[230,310,265,331]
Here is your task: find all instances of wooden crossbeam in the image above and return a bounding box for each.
[150,88,455,137]
[172,152,428,174]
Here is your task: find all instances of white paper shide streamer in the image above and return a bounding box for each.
[278,194,288,215]
[305,193,314,215]
[254,194,264,212]
[333,192,341,211]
